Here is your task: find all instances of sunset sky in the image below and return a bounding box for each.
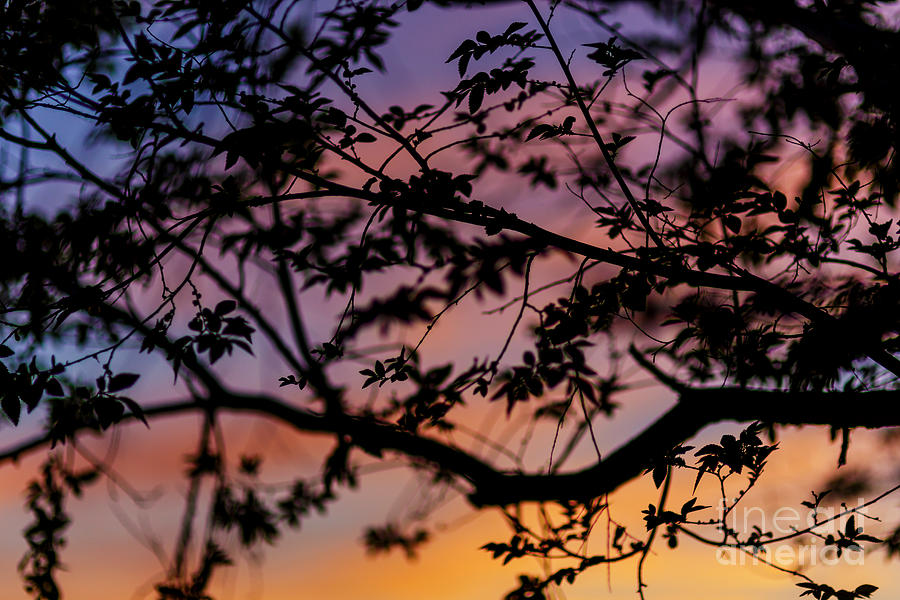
[3,417,899,599]
[2,1,899,600]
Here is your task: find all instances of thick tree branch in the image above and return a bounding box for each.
[3,385,899,507]
[470,387,900,505]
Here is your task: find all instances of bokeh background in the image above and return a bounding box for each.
[2,2,900,599]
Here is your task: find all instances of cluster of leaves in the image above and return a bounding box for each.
[451,57,535,114]
[646,444,694,489]
[380,103,434,131]
[492,278,639,415]
[446,22,542,77]
[487,501,642,600]
[213,486,280,546]
[583,37,643,76]
[692,424,778,491]
[484,499,631,570]
[0,349,145,441]
[166,300,255,376]
[796,582,878,600]
[19,457,98,600]
[360,352,414,389]
[359,350,471,432]
[363,524,429,559]
[212,465,334,548]
[310,2,399,73]
[641,497,708,547]
[525,116,576,142]
[156,542,232,600]
[821,516,882,558]
[0,349,65,426]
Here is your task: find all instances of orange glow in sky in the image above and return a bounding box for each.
[2,3,899,600]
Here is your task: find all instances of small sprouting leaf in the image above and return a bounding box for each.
[652,464,666,488]
[503,22,527,36]
[215,300,237,316]
[845,516,856,537]
[526,124,554,141]
[680,498,709,517]
[119,397,149,428]
[94,396,125,429]
[855,584,878,598]
[2,394,21,425]
[108,373,140,393]
[44,378,64,397]
[458,53,471,77]
[446,39,476,63]
[209,343,226,364]
[468,85,484,114]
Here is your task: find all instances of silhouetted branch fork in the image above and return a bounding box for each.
[676,479,900,549]
[12,278,900,508]
[469,387,900,505]
[3,386,898,507]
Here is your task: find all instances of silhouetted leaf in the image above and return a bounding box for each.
[107,373,140,393]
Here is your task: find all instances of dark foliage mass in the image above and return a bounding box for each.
[2,0,900,598]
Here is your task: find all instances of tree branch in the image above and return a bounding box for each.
[4,385,899,508]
